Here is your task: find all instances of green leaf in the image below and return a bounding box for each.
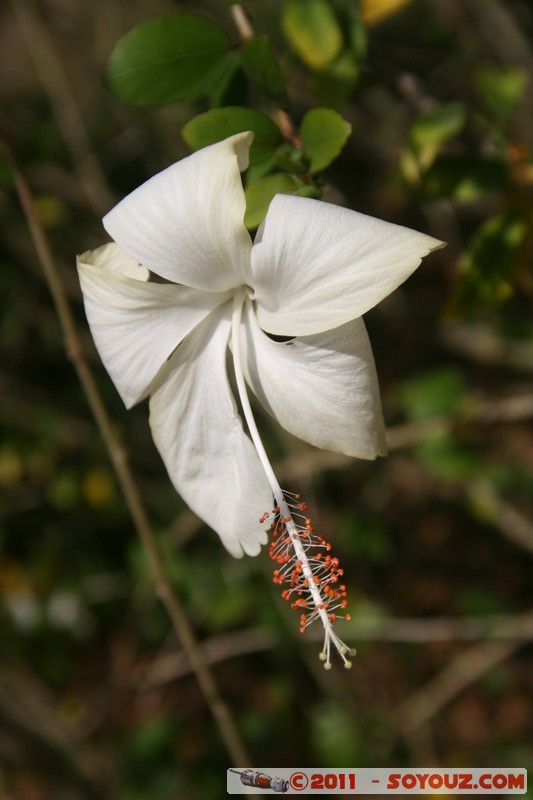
[105,14,230,105]
[410,103,466,150]
[405,102,466,177]
[244,174,308,229]
[300,108,351,171]
[311,702,363,766]
[421,155,507,201]
[397,368,467,421]
[240,36,289,108]
[182,107,282,165]
[282,0,343,70]
[273,143,308,174]
[209,57,249,109]
[346,4,367,60]
[417,437,480,481]
[311,51,361,108]
[475,65,528,121]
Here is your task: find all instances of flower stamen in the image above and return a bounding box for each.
[232,295,355,669]
[264,492,356,670]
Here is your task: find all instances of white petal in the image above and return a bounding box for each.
[149,307,273,558]
[241,303,387,459]
[251,195,445,336]
[86,242,150,281]
[78,245,230,408]
[103,133,254,291]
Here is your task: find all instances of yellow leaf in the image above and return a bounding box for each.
[0,447,23,488]
[362,0,411,26]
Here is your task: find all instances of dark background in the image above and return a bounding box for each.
[1,0,532,797]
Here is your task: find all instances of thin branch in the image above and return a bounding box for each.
[2,136,252,770]
[464,480,533,556]
[230,4,254,41]
[427,0,533,147]
[137,612,533,686]
[136,629,278,688]
[441,322,533,372]
[0,659,111,787]
[10,0,115,216]
[230,3,302,148]
[397,608,533,733]
[275,389,533,481]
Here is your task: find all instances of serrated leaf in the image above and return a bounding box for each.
[105,14,230,105]
[182,108,282,165]
[244,174,306,229]
[240,36,289,108]
[300,108,351,172]
[282,0,343,70]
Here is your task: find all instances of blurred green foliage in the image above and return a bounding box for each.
[2,0,533,797]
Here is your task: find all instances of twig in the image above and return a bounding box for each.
[350,613,533,642]
[1,136,252,769]
[465,480,533,556]
[137,612,533,686]
[441,322,533,371]
[496,497,533,555]
[10,0,115,216]
[275,388,533,480]
[427,0,533,147]
[230,3,302,148]
[136,629,278,688]
[397,608,533,733]
[230,3,254,41]
[275,108,302,149]
[0,659,111,786]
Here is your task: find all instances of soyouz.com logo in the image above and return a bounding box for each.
[227,767,527,794]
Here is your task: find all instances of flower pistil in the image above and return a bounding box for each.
[267,493,356,670]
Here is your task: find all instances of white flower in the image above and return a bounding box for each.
[78,131,443,553]
[78,132,443,665]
